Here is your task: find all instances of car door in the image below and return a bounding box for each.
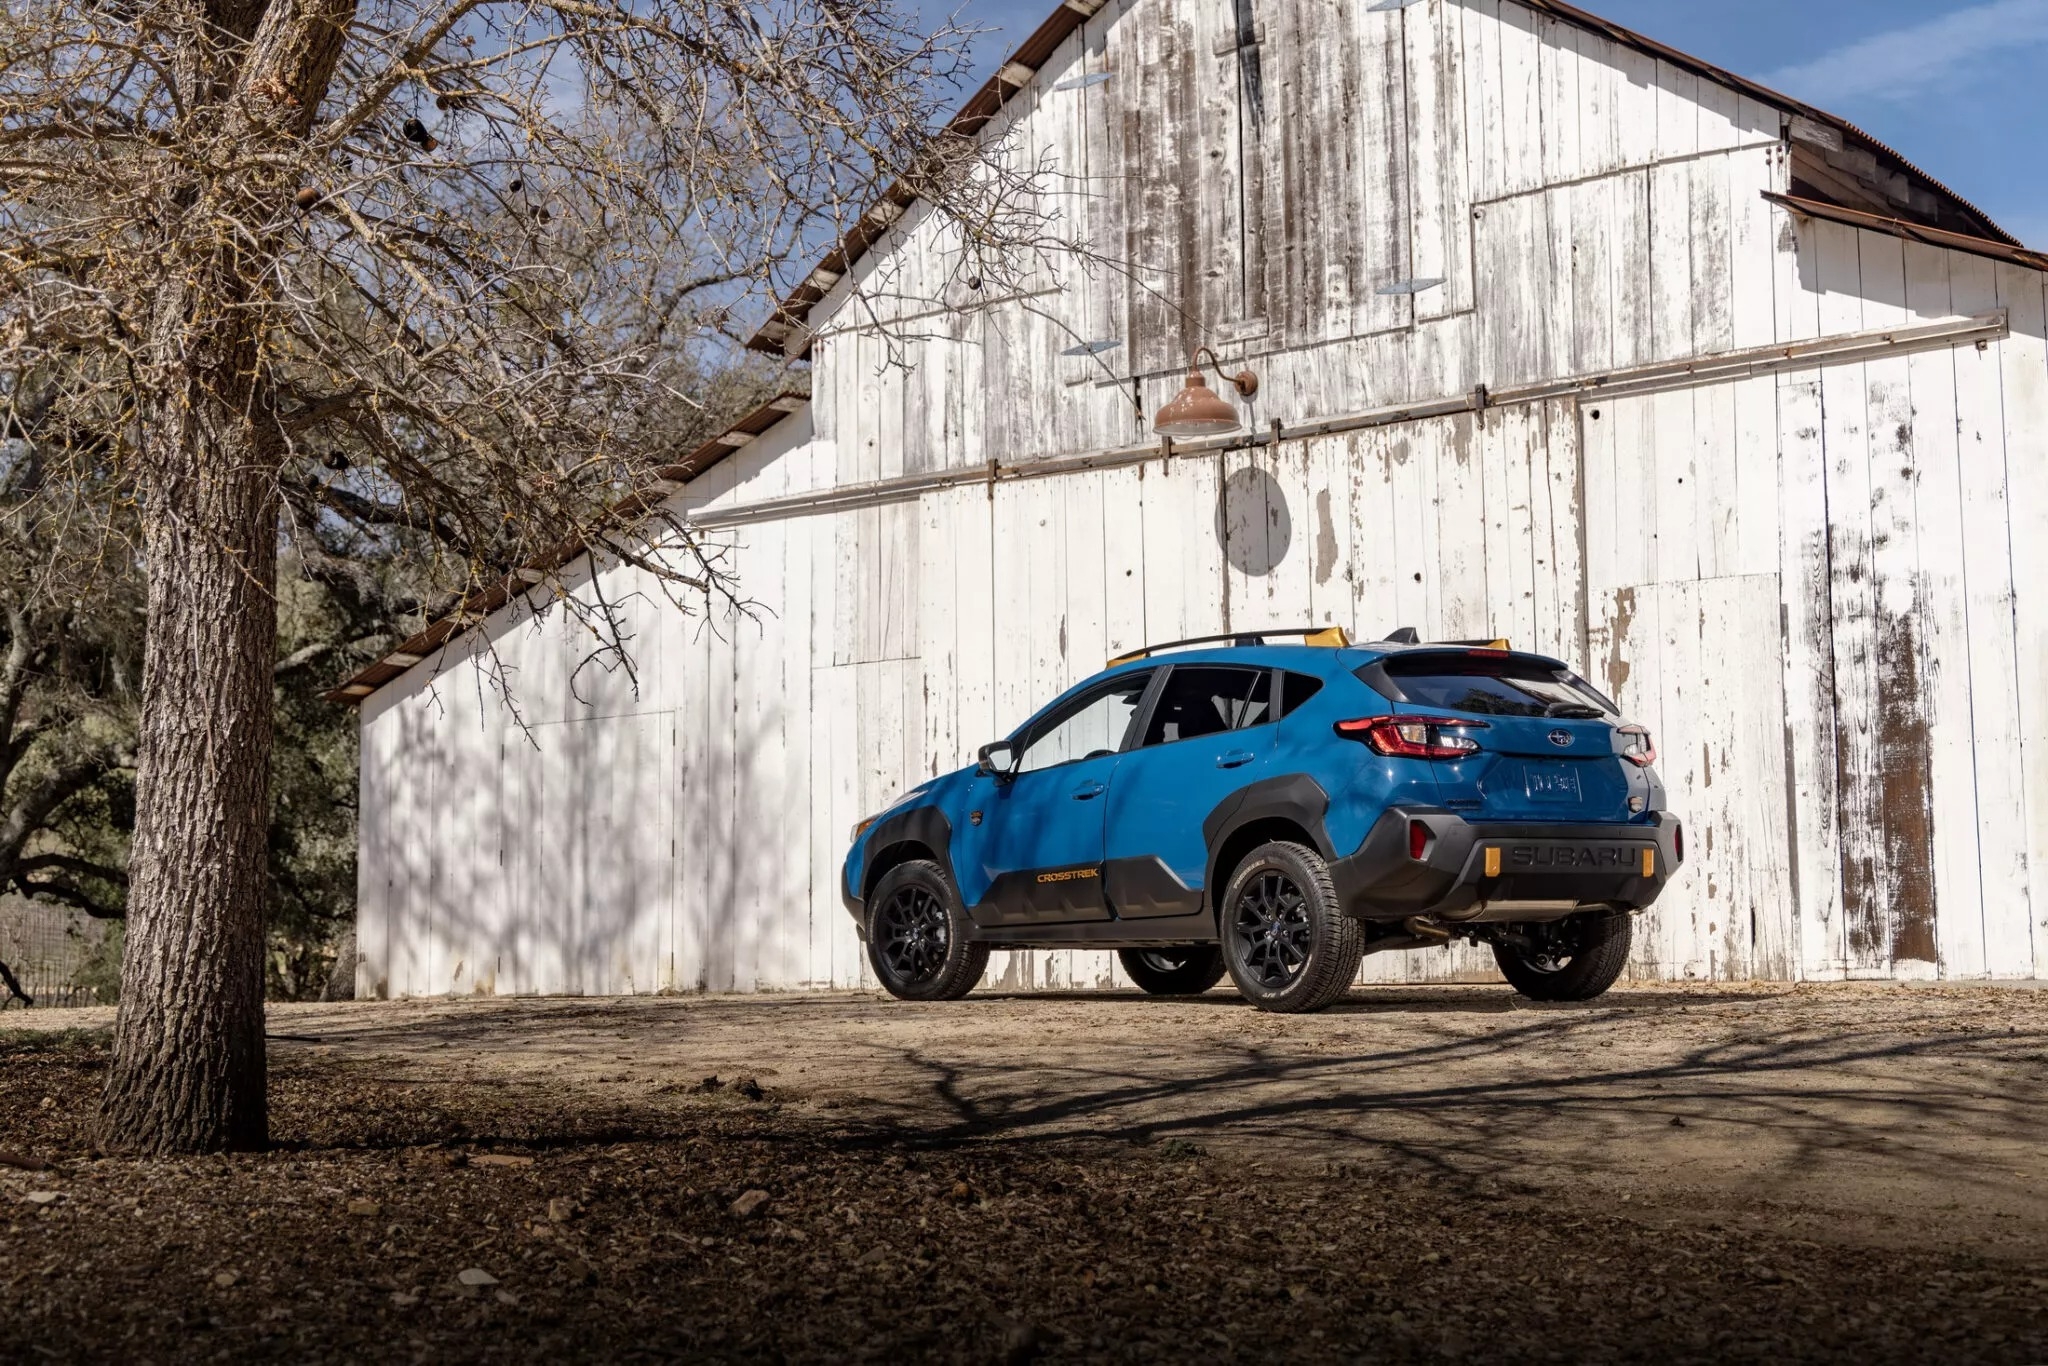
[954,670,1156,927]
[1103,664,1277,918]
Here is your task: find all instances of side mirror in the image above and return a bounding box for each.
[976,740,1019,782]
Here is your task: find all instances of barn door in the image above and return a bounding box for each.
[1581,383,1797,980]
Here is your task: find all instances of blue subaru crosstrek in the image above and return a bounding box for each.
[842,628,1682,1013]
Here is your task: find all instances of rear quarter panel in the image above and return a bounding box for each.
[1286,670,1445,858]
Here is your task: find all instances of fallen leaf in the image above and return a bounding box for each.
[457,1267,499,1287]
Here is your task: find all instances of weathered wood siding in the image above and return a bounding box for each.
[356,0,2048,997]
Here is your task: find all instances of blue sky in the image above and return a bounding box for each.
[929,0,2048,248]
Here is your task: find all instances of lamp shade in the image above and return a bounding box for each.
[1153,367,1243,437]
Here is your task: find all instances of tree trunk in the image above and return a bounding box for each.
[320,926,358,1001]
[95,0,357,1154]
[101,374,280,1153]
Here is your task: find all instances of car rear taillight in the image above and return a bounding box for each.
[1408,820,1430,861]
[1618,724,1657,767]
[1334,715,1487,759]
[1674,822,1684,863]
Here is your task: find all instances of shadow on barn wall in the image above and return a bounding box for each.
[1216,464,1292,578]
[361,554,814,999]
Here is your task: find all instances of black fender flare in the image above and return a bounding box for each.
[1201,774,1336,913]
[858,804,958,911]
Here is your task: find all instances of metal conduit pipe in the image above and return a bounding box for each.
[686,312,2005,530]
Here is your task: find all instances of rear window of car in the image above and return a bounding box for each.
[1358,654,1618,719]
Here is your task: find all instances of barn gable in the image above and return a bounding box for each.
[753,0,2015,365]
[349,0,2048,998]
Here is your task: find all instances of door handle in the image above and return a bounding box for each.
[1072,781,1107,800]
[1216,751,1256,769]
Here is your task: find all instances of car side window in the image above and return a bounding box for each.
[1015,673,1152,774]
[1279,672,1324,716]
[1139,666,1273,747]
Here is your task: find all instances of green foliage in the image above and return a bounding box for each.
[64,919,122,1004]
[0,1025,110,1054]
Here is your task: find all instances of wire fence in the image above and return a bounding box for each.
[0,899,112,1009]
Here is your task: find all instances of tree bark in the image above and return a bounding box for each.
[92,0,358,1153]
[101,362,280,1152]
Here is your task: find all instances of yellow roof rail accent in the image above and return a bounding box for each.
[1304,626,1351,649]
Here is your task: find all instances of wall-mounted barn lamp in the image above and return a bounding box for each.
[1153,347,1259,437]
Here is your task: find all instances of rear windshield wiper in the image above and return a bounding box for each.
[1543,702,1606,719]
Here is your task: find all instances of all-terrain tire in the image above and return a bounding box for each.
[1492,912,1632,1002]
[1117,946,1228,997]
[1218,841,1364,1014]
[865,860,990,1002]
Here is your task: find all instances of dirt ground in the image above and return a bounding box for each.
[4,981,2045,1363]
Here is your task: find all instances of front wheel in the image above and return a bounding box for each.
[1219,841,1363,1014]
[865,861,989,1002]
[1492,912,1632,1002]
[1118,946,1227,997]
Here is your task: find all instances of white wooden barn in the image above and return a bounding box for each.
[335,0,2048,996]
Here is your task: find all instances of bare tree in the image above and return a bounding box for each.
[0,0,1039,1151]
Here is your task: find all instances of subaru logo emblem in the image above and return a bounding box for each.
[1548,729,1573,748]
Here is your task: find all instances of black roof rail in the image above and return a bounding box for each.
[1107,625,1351,667]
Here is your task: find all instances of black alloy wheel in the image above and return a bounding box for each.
[1117,945,1228,996]
[864,859,990,1002]
[1492,911,1633,1002]
[1233,871,1313,990]
[875,884,949,985]
[1217,840,1364,1014]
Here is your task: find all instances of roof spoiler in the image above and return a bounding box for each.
[1381,629,1514,650]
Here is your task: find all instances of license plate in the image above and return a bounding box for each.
[1524,765,1583,803]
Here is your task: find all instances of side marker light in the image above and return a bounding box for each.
[1483,847,1501,878]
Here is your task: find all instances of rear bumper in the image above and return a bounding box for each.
[1328,807,1683,923]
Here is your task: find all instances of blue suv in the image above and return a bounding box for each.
[843,628,1683,1013]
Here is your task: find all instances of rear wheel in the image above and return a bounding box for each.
[866,861,989,1002]
[1219,841,1363,1014]
[1118,946,1227,997]
[1492,912,1632,1002]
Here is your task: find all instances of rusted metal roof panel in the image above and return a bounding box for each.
[1763,193,2048,275]
[323,392,809,705]
[746,0,2017,361]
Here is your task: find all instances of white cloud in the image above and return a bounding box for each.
[1762,0,2048,108]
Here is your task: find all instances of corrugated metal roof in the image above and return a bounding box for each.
[1764,192,2048,275]
[746,0,2017,360]
[324,392,809,705]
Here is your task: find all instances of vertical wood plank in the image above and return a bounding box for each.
[1404,0,1472,321]
[1901,243,1987,978]
[1995,262,2048,979]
